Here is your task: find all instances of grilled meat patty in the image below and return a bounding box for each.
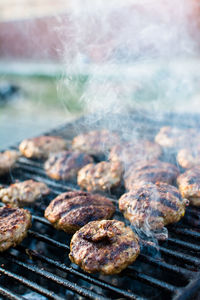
[155,126,200,149]
[72,130,120,156]
[77,161,123,193]
[19,136,68,159]
[0,180,50,207]
[109,140,161,169]
[44,151,93,181]
[119,182,188,230]
[177,167,200,206]
[124,160,179,191]
[69,219,140,275]
[45,191,115,234]
[0,206,31,252]
[0,150,19,176]
[177,147,200,169]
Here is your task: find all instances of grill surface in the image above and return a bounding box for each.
[0,112,200,300]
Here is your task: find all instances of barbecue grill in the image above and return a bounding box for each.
[0,112,200,300]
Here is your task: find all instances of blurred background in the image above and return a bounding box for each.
[0,0,200,149]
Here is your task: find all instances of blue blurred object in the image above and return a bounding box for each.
[0,82,20,103]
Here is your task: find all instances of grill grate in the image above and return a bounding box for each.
[0,113,200,300]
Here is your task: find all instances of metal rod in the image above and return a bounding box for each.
[6,255,107,300]
[0,267,63,300]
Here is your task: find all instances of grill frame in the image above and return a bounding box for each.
[1,112,200,300]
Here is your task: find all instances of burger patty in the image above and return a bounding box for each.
[177,167,200,206]
[109,140,162,169]
[177,147,200,169]
[77,161,123,193]
[69,219,140,275]
[44,151,93,181]
[19,136,68,159]
[45,191,115,233]
[155,126,200,149]
[119,182,188,230]
[0,180,50,207]
[124,160,179,191]
[0,150,19,176]
[0,206,31,252]
[72,130,120,156]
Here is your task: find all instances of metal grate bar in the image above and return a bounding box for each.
[0,287,25,300]
[170,227,200,240]
[159,246,200,266]
[126,267,176,293]
[16,245,142,300]
[5,255,107,300]
[167,237,200,252]
[0,267,63,300]
[28,230,69,250]
[27,229,178,293]
[139,254,193,279]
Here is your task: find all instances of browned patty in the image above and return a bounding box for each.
[119,182,188,230]
[109,140,162,169]
[77,161,123,193]
[155,126,200,149]
[44,151,93,181]
[0,150,19,176]
[72,130,120,156]
[177,147,200,169]
[69,219,140,275]
[19,136,68,159]
[45,191,115,233]
[0,180,50,207]
[177,167,200,206]
[124,160,179,191]
[0,206,31,252]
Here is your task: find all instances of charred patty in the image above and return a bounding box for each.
[124,160,179,191]
[177,167,200,206]
[0,150,19,176]
[44,191,115,234]
[44,151,93,181]
[119,182,188,230]
[72,130,120,156]
[69,219,140,275]
[77,161,123,193]
[0,180,50,207]
[109,140,162,169]
[19,136,68,159]
[0,206,31,252]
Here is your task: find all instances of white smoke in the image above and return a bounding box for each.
[58,0,199,117]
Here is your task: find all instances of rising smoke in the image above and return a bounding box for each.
[58,0,199,241]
